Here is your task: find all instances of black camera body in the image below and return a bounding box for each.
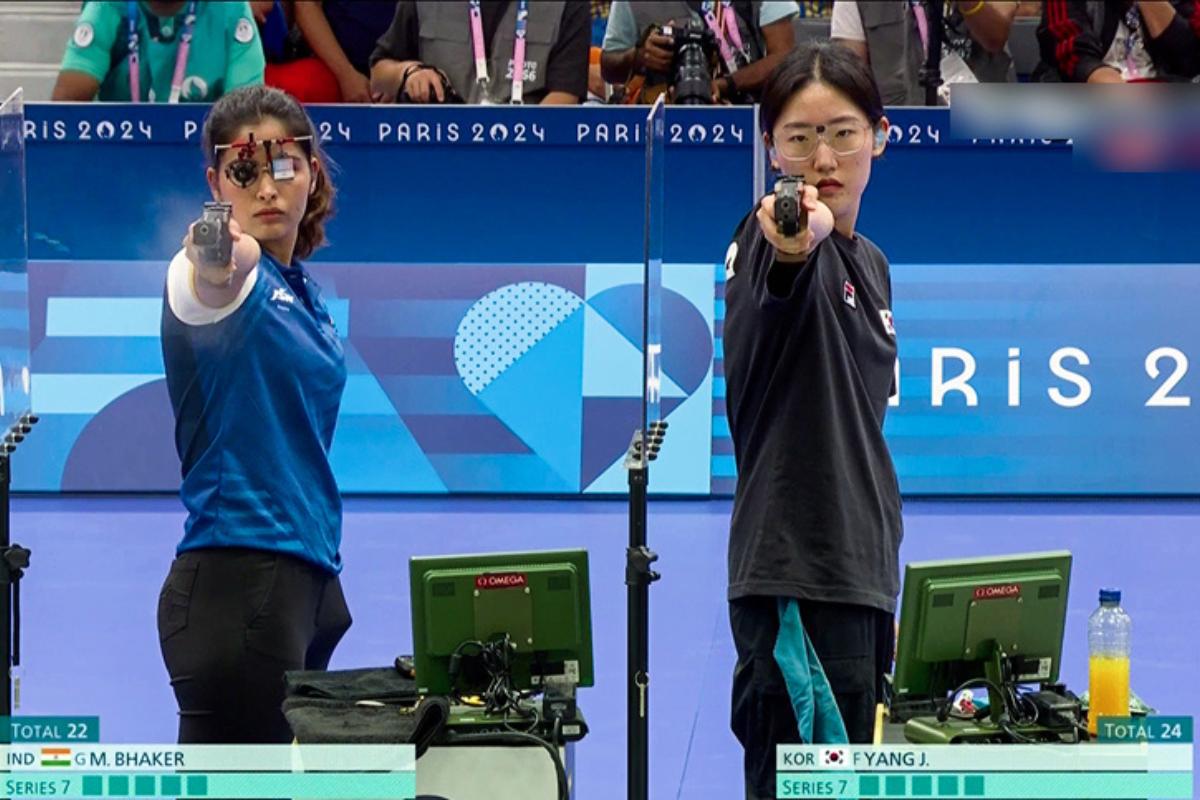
[773,176,806,238]
[193,202,233,267]
[658,19,717,106]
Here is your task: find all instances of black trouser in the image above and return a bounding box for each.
[158,548,352,744]
[730,596,894,800]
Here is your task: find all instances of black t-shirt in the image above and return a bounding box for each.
[370,0,591,102]
[722,209,903,613]
[323,0,400,76]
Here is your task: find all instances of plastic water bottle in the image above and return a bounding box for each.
[1087,588,1132,736]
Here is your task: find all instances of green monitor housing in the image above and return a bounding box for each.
[410,549,594,697]
[891,551,1072,721]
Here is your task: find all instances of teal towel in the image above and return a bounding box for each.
[773,598,850,744]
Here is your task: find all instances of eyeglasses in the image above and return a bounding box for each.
[214,133,313,188]
[774,122,871,161]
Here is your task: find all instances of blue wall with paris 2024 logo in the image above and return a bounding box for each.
[16,104,1200,495]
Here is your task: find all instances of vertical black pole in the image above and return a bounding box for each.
[0,416,37,721]
[630,95,664,800]
[921,0,945,107]
[630,93,654,800]
[0,451,11,719]
[627,459,649,800]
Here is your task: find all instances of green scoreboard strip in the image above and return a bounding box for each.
[775,733,1194,800]
[4,773,417,799]
[1,718,101,744]
[776,772,1193,799]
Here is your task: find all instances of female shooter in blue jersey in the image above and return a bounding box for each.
[158,85,350,744]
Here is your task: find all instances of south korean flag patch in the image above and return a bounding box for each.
[880,309,896,336]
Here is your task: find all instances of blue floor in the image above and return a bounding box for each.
[12,496,1200,799]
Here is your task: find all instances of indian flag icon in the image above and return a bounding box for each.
[41,747,71,767]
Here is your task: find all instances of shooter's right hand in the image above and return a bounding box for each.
[184,217,260,289]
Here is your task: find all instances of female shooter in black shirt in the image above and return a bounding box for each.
[722,42,901,800]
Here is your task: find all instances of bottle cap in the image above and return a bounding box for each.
[1099,588,1121,604]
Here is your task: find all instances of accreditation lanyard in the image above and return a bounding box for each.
[468,0,529,104]
[909,1,929,51]
[1122,6,1144,80]
[126,0,199,103]
[701,0,747,76]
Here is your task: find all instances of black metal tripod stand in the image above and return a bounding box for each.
[0,413,36,717]
[625,420,667,800]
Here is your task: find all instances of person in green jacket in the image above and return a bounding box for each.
[53,1,265,102]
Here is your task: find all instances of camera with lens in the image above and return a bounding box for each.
[657,19,718,106]
[192,202,233,267]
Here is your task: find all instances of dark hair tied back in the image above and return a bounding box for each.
[201,86,335,261]
[760,42,885,140]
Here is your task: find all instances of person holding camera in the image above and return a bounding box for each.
[721,42,899,799]
[600,0,799,103]
[159,85,350,744]
[831,0,1018,105]
[369,0,591,104]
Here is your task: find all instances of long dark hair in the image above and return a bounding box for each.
[760,42,885,140]
[201,86,335,260]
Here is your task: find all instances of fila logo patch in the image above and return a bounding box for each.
[880,309,896,336]
[843,280,856,309]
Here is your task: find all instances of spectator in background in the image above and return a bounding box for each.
[589,1,614,102]
[600,1,800,104]
[252,0,294,56]
[1037,0,1200,82]
[254,0,341,103]
[370,1,590,105]
[52,0,264,102]
[831,0,1018,105]
[295,1,396,101]
[255,1,394,103]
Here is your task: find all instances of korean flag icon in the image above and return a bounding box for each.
[821,747,848,767]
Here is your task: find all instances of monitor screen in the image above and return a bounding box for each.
[410,548,593,697]
[892,550,1072,719]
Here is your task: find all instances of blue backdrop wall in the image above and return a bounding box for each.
[17,105,1200,494]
